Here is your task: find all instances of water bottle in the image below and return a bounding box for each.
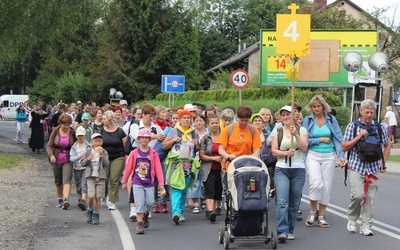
[250,177,256,191]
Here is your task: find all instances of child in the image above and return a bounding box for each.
[76,112,94,142]
[69,126,91,211]
[83,133,109,225]
[122,128,165,234]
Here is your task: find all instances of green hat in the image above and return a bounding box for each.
[250,113,262,123]
[82,112,90,120]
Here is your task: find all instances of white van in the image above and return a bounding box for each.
[0,95,29,120]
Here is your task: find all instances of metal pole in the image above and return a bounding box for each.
[239,89,242,106]
[291,67,295,149]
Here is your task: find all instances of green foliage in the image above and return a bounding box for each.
[0,153,22,169]
[54,72,88,104]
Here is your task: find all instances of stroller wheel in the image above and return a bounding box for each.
[218,226,224,244]
[271,231,278,249]
[223,231,230,249]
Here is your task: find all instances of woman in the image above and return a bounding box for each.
[16,104,27,143]
[271,106,308,242]
[199,114,222,222]
[113,106,125,127]
[384,106,397,143]
[301,95,345,228]
[187,114,207,214]
[46,114,76,209]
[259,108,274,132]
[163,109,200,225]
[101,110,127,210]
[92,108,104,133]
[133,107,142,122]
[29,107,49,154]
[154,105,171,131]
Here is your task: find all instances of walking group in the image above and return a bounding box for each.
[21,95,392,240]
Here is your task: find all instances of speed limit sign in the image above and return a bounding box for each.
[231,70,249,89]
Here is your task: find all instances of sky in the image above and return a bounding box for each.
[327,0,400,27]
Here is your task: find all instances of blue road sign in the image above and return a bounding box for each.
[161,75,185,93]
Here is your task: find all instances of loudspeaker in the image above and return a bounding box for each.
[342,52,363,72]
[109,88,116,98]
[368,51,389,73]
[115,91,123,99]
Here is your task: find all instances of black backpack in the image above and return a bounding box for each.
[353,121,383,163]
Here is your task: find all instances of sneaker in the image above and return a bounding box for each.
[56,199,63,208]
[347,220,356,233]
[101,198,107,207]
[143,211,150,228]
[269,188,276,198]
[78,199,87,211]
[148,211,152,219]
[192,206,200,214]
[129,210,137,221]
[86,209,93,223]
[208,212,217,223]
[172,214,180,225]
[153,203,160,213]
[201,199,206,209]
[215,207,222,216]
[108,202,116,210]
[179,215,186,222]
[136,221,145,234]
[278,233,287,243]
[62,199,70,210]
[92,213,100,225]
[287,234,295,240]
[359,228,373,236]
[161,201,169,213]
[296,210,303,221]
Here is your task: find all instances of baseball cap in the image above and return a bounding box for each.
[250,113,262,123]
[184,103,195,112]
[279,106,292,114]
[119,100,128,106]
[138,128,152,138]
[75,126,86,136]
[77,101,82,104]
[91,133,103,140]
[82,112,90,120]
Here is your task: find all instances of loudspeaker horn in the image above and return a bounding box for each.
[342,52,363,72]
[368,51,389,73]
[109,88,116,98]
[115,91,123,99]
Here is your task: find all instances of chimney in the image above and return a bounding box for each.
[314,0,327,9]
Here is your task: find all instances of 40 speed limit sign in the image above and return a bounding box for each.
[230,69,250,89]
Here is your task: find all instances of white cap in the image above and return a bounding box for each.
[77,101,82,104]
[279,105,292,114]
[75,126,86,136]
[184,103,195,111]
[119,100,128,106]
[91,133,103,140]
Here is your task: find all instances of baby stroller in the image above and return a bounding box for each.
[218,155,277,249]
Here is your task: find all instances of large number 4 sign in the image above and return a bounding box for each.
[276,3,310,56]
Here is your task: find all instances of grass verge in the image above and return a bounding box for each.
[0,153,23,169]
[388,155,400,163]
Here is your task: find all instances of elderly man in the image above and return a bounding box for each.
[342,99,390,236]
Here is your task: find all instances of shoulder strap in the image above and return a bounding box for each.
[345,122,358,186]
[227,123,254,138]
[248,124,254,137]
[277,127,283,149]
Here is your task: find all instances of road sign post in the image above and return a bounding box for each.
[231,69,250,106]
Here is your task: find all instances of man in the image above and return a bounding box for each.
[342,99,390,236]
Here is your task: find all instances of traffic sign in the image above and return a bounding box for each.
[230,70,249,89]
[276,3,310,56]
[161,75,185,93]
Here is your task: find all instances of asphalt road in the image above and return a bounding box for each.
[1,121,400,250]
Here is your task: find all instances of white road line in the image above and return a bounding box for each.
[110,209,135,250]
[302,195,400,240]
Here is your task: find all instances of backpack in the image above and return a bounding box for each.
[161,128,197,160]
[353,121,383,163]
[260,129,277,166]
[123,119,140,155]
[227,123,255,138]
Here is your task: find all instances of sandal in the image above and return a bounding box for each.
[192,206,200,214]
[305,213,316,227]
[317,216,330,228]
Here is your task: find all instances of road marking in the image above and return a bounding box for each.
[110,209,135,250]
[302,195,400,240]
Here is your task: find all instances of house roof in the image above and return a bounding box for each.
[206,42,260,72]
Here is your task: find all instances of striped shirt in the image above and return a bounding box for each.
[343,119,388,175]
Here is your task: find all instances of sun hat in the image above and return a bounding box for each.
[250,113,262,123]
[91,133,103,140]
[75,126,86,136]
[138,128,152,138]
[82,112,90,120]
[279,106,292,114]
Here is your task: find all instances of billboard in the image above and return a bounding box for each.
[260,30,378,87]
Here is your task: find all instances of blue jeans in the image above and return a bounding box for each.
[275,167,306,235]
[171,176,191,217]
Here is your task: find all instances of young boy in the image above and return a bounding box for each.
[76,112,94,142]
[83,133,109,225]
[122,128,165,234]
[70,126,91,211]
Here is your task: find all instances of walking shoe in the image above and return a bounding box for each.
[296,210,303,221]
[359,228,373,236]
[86,209,93,223]
[192,206,200,214]
[208,212,217,223]
[56,199,63,208]
[201,199,206,209]
[108,202,117,210]
[347,220,356,233]
[173,214,180,225]
[287,234,295,240]
[305,212,316,226]
[278,233,287,243]
[143,211,150,228]
[317,216,330,228]
[78,199,87,211]
[161,201,169,213]
[153,203,160,213]
[179,215,186,222]
[129,210,137,221]
[136,221,145,234]
[269,188,276,199]
[62,199,70,210]
[101,198,107,207]
[215,206,222,216]
[92,213,100,225]
[148,211,152,219]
